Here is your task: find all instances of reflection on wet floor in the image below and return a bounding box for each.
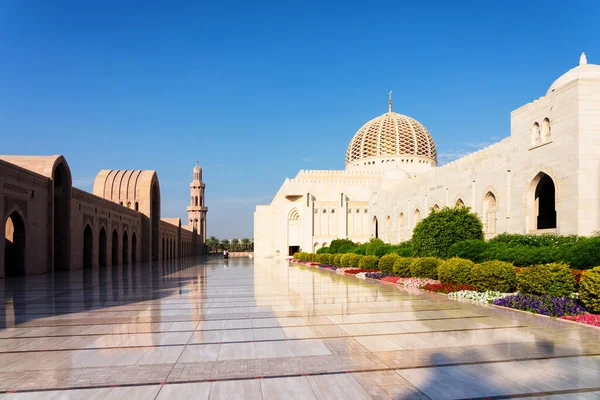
[0,256,599,399]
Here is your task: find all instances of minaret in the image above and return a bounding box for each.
[187,161,207,251]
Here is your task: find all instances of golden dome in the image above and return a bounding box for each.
[345,110,437,167]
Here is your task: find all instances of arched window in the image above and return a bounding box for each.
[398,213,405,242]
[314,242,320,252]
[135,202,139,211]
[482,192,498,234]
[200,196,203,206]
[385,216,392,243]
[433,204,440,212]
[542,118,551,142]
[372,216,378,238]
[414,209,421,227]
[531,122,541,146]
[455,199,465,208]
[195,196,198,206]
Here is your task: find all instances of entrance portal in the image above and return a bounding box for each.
[288,246,300,256]
[122,231,129,265]
[536,174,556,230]
[4,211,26,277]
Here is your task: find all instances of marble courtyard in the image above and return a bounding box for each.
[0,257,598,399]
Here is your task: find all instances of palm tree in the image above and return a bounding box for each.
[241,238,251,251]
[231,238,240,252]
[220,239,230,251]
[206,236,219,253]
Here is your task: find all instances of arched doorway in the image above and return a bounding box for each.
[372,216,378,239]
[53,163,70,271]
[83,225,93,269]
[4,211,26,277]
[131,233,137,264]
[99,227,107,267]
[483,192,498,234]
[112,230,119,266]
[287,208,301,256]
[122,231,129,265]
[529,172,557,230]
[151,182,160,261]
[385,216,392,243]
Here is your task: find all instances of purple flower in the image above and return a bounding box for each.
[493,293,586,317]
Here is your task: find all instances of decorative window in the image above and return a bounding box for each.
[364,209,368,213]
[314,209,319,214]
[542,118,551,142]
[331,209,335,214]
[531,122,541,146]
[322,209,327,214]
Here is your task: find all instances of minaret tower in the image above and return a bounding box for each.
[187,161,207,250]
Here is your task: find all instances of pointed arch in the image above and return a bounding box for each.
[111,229,119,266]
[372,216,378,238]
[398,212,405,242]
[385,215,392,243]
[99,227,107,268]
[4,210,26,277]
[83,224,93,269]
[527,171,557,231]
[414,209,421,227]
[482,191,498,234]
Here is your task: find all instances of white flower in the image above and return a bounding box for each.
[448,290,515,303]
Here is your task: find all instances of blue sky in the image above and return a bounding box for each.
[1,1,599,239]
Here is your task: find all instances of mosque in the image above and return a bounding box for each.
[0,156,207,277]
[254,53,600,257]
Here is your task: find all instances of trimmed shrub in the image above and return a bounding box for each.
[470,261,516,292]
[517,263,575,297]
[490,233,583,247]
[297,252,308,261]
[333,254,343,266]
[410,257,442,280]
[366,238,386,256]
[316,247,330,254]
[317,254,332,265]
[309,253,318,262]
[353,243,368,255]
[579,266,600,313]
[293,252,301,260]
[338,244,357,254]
[447,240,488,262]
[329,239,355,254]
[378,254,399,273]
[393,257,413,277]
[340,254,352,267]
[412,207,484,258]
[349,254,364,268]
[566,236,600,270]
[437,258,475,285]
[359,255,379,270]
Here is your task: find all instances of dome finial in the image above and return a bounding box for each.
[580,52,587,66]
[388,90,392,113]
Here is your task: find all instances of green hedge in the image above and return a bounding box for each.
[340,254,352,267]
[580,267,600,313]
[349,254,363,268]
[378,254,398,273]
[333,254,343,266]
[293,252,301,260]
[316,247,330,254]
[447,235,600,269]
[317,254,332,265]
[470,261,516,292]
[412,206,484,258]
[393,257,413,277]
[360,255,379,270]
[410,257,441,279]
[517,263,575,297]
[437,257,474,284]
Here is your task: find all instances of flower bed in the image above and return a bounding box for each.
[318,264,337,270]
[365,272,393,280]
[493,293,586,317]
[335,268,351,275]
[562,313,600,327]
[448,290,514,303]
[396,277,440,289]
[420,283,477,294]
[380,276,401,284]
[344,268,373,275]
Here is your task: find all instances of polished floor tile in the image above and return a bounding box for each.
[0,256,599,399]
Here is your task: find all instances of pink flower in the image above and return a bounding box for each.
[562,313,600,327]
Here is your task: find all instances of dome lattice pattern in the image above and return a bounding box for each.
[345,112,437,165]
